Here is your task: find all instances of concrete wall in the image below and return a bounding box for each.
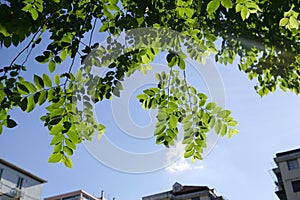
[142,190,217,200]
[277,157,300,200]
[0,163,44,200]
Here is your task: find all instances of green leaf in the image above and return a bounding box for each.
[212,106,222,114]
[112,88,120,97]
[166,128,177,139]
[6,119,17,128]
[115,81,123,90]
[185,8,194,18]
[20,98,28,111]
[154,125,166,135]
[60,49,67,60]
[22,4,32,11]
[195,138,204,146]
[34,74,44,89]
[236,4,243,12]
[289,16,299,29]
[228,119,238,126]
[169,115,178,129]
[63,146,73,156]
[48,60,56,73]
[65,139,76,150]
[26,96,36,113]
[185,142,194,151]
[183,121,192,131]
[99,22,109,32]
[189,86,197,95]
[42,74,52,87]
[63,156,73,168]
[38,91,48,105]
[217,110,231,118]
[228,128,239,138]
[54,74,60,85]
[97,124,105,140]
[22,81,37,93]
[157,112,168,121]
[241,6,249,20]
[220,124,227,136]
[97,124,106,135]
[168,102,177,109]
[53,143,62,153]
[66,131,79,144]
[137,94,148,100]
[279,18,289,26]
[209,115,216,128]
[50,124,63,135]
[48,153,63,163]
[182,135,193,144]
[30,8,39,20]
[184,149,194,158]
[18,84,29,94]
[178,57,186,70]
[206,102,216,110]
[168,55,177,67]
[207,0,220,14]
[50,134,64,145]
[214,119,222,133]
[221,0,232,8]
[182,114,192,123]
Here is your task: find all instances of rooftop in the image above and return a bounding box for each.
[276,147,300,157]
[142,182,223,199]
[0,158,46,183]
[172,185,210,195]
[44,189,99,200]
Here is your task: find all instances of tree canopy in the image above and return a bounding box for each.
[0,0,299,167]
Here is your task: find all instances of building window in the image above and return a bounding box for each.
[174,185,181,192]
[292,180,300,192]
[172,182,183,193]
[192,197,200,200]
[83,194,93,200]
[0,169,3,180]
[62,194,80,200]
[16,177,24,189]
[287,159,299,170]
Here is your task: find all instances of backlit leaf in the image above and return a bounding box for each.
[207,0,220,14]
[43,74,52,87]
[63,157,72,168]
[221,0,232,8]
[48,153,63,163]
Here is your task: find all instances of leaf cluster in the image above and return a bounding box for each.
[138,69,238,161]
[0,0,299,167]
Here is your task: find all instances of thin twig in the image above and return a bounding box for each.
[9,28,42,68]
[89,18,97,46]
[22,31,44,67]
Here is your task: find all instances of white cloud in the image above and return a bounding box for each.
[165,141,205,173]
[166,158,205,173]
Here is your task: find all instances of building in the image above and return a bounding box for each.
[142,182,224,200]
[273,148,300,200]
[44,190,107,200]
[0,158,46,200]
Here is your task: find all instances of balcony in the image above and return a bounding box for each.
[0,181,24,199]
[275,190,287,200]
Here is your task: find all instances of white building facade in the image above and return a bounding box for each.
[273,148,300,200]
[142,182,224,200]
[0,159,46,200]
[44,190,101,200]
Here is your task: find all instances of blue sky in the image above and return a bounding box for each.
[0,29,300,200]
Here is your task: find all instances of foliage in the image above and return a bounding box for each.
[0,0,299,167]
